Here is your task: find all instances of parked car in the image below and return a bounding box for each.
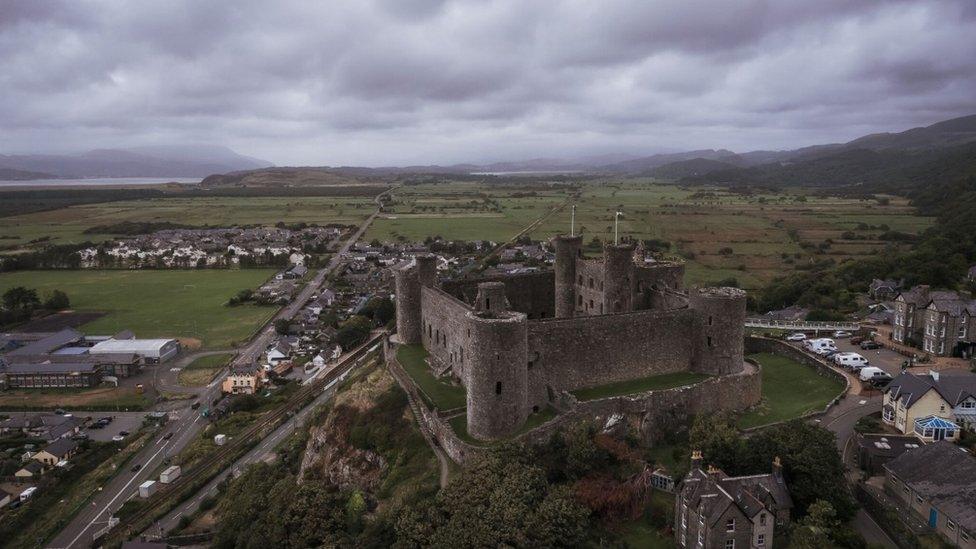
[860,340,881,350]
[785,332,807,342]
[869,374,893,387]
[190,402,201,410]
[130,464,142,472]
[804,338,837,354]
[858,366,889,382]
[834,352,870,370]
[832,330,852,338]
[54,408,66,415]
[163,432,174,440]
[112,435,125,442]
[119,431,130,436]
[99,416,113,424]
[850,336,864,345]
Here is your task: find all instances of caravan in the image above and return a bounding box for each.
[803,338,837,356]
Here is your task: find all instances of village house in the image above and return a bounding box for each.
[893,285,975,357]
[675,451,792,549]
[882,371,976,440]
[15,460,44,479]
[884,441,976,548]
[870,278,903,301]
[221,367,263,395]
[33,438,79,468]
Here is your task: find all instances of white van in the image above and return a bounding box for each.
[858,366,889,382]
[833,352,869,370]
[805,338,837,355]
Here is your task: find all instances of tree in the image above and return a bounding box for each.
[361,297,395,326]
[334,315,371,350]
[2,286,40,311]
[689,413,743,473]
[274,318,292,335]
[43,290,70,310]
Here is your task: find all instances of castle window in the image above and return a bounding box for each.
[532,405,539,413]
[578,275,583,285]
[708,316,713,326]
[528,360,533,369]
[707,336,713,347]
[495,381,502,395]
[428,325,432,338]
[578,295,583,306]
[486,298,490,309]
[589,299,594,309]
[588,277,594,289]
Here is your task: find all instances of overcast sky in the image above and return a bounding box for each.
[2,0,975,166]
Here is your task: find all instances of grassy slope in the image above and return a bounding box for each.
[179,353,235,386]
[0,269,278,349]
[571,372,709,401]
[738,352,845,428]
[396,344,466,409]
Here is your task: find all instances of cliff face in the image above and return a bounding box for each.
[297,367,396,489]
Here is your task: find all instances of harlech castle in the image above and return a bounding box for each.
[394,234,754,442]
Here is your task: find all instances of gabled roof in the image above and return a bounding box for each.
[884,442,976,531]
[885,372,976,408]
[6,328,83,356]
[42,437,79,459]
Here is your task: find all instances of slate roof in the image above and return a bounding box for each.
[681,466,793,527]
[885,372,976,408]
[5,362,99,375]
[6,328,83,356]
[885,441,976,531]
[42,437,79,459]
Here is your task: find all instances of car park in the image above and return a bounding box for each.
[785,332,806,341]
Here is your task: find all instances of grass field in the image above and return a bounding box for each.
[396,344,466,410]
[363,180,931,289]
[0,269,279,349]
[738,352,845,428]
[571,371,710,401]
[0,386,150,410]
[0,195,376,252]
[179,353,235,386]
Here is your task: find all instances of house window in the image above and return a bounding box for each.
[759,513,766,526]
[757,534,765,546]
[697,530,703,546]
[961,401,976,409]
[947,519,957,531]
[883,407,894,421]
[725,540,734,549]
[962,530,970,542]
[725,518,734,532]
[916,494,923,504]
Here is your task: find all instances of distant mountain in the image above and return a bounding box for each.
[0,145,272,179]
[599,149,739,173]
[0,167,59,180]
[644,157,742,179]
[845,114,976,151]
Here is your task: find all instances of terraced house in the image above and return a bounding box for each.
[892,286,975,358]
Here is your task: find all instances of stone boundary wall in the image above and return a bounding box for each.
[385,337,763,465]
[742,335,850,431]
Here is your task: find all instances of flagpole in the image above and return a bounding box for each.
[571,205,576,237]
[614,211,620,245]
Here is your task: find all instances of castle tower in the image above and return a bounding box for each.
[475,281,509,314]
[394,265,422,344]
[415,254,437,287]
[551,235,583,318]
[464,309,529,440]
[689,287,747,375]
[603,242,636,313]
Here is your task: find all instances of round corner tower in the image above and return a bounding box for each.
[464,310,529,441]
[394,266,422,344]
[551,234,582,318]
[689,287,747,375]
[415,254,437,287]
[603,242,636,313]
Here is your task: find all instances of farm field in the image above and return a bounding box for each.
[0,269,279,349]
[179,353,235,386]
[0,195,376,252]
[0,385,150,410]
[738,352,845,429]
[367,180,931,289]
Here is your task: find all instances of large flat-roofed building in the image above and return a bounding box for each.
[4,362,101,388]
[88,337,180,363]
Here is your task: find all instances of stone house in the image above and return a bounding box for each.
[674,451,792,549]
[33,438,79,468]
[882,371,976,440]
[869,278,903,301]
[221,367,263,395]
[893,286,975,357]
[884,441,976,548]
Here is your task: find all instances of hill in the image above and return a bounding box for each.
[0,145,272,179]
[0,167,59,181]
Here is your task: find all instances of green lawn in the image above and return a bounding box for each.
[0,269,279,349]
[179,353,235,386]
[396,344,466,409]
[571,371,709,401]
[738,352,845,429]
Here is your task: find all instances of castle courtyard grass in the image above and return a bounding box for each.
[571,371,710,401]
[738,352,845,429]
[0,269,279,349]
[396,344,466,410]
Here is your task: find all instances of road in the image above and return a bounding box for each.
[48,187,392,548]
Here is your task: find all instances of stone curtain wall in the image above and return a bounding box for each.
[420,286,474,379]
[526,308,697,407]
[442,271,556,319]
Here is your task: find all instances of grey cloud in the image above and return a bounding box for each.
[0,0,974,165]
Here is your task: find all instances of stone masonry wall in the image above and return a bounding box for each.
[442,271,555,319]
[420,287,473,380]
[525,307,697,410]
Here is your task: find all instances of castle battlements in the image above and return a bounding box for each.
[394,239,748,441]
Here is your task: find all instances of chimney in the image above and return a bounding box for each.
[691,449,703,470]
[930,370,940,382]
[706,464,721,480]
